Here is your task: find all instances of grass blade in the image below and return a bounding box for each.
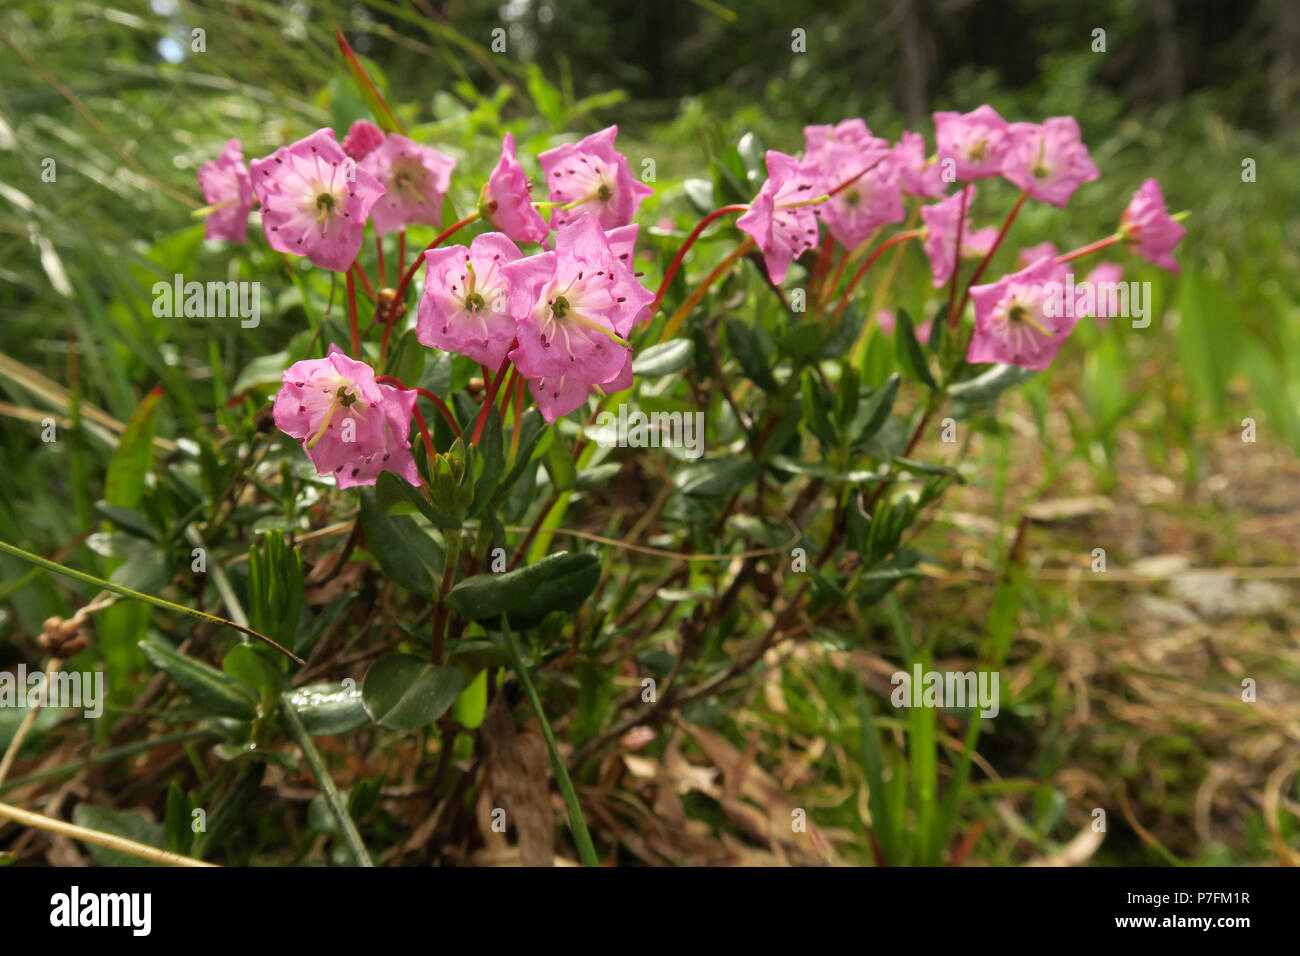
[0,539,303,664]
[500,615,599,866]
[279,698,373,867]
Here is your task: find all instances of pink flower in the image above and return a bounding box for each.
[1017,242,1059,269]
[963,226,999,257]
[736,150,825,284]
[602,224,653,328]
[895,130,949,199]
[804,130,902,249]
[524,369,597,422]
[197,139,253,243]
[525,353,635,423]
[876,309,896,335]
[1078,262,1124,326]
[359,133,457,236]
[538,126,653,231]
[273,344,419,489]
[251,128,385,272]
[505,215,653,422]
[479,132,550,245]
[341,119,385,161]
[1119,178,1185,273]
[803,119,881,153]
[416,232,523,368]
[1002,117,1099,207]
[934,105,1010,181]
[967,257,1078,370]
[919,186,994,287]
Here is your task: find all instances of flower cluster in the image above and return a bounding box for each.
[198,102,1185,492]
[199,123,654,488]
[734,106,1184,371]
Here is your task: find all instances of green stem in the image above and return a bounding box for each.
[279,698,373,867]
[500,616,599,866]
[0,539,303,664]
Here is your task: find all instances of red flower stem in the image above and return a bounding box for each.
[954,190,1028,323]
[345,267,360,358]
[1055,233,1122,265]
[471,351,514,445]
[830,229,924,324]
[498,366,519,417]
[946,184,971,326]
[351,260,375,300]
[651,204,749,313]
[375,374,461,439]
[509,493,558,570]
[819,244,855,309]
[410,405,438,473]
[509,372,526,462]
[659,237,756,342]
[376,233,386,287]
[394,212,480,305]
[379,305,398,368]
[810,234,836,304]
[824,154,889,198]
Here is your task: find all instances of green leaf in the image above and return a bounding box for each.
[854,373,900,449]
[72,805,166,867]
[93,501,156,540]
[736,131,764,182]
[675,458,760,497]
[801,370,838,447]
[726,317,779,392]
[285,681,370,735]
[947,364,1037,404]
[766,456,881,483]
[711,149,751,206]
[108,551,168,594]
[837,363,860,431]
[222,643,286,697]
[894,309,937,389]
[500,407,546,491]
[633,338,694,377]
[140,640,259,720]
[376,470,461,530]
[361,653,464,731]
[192,764,265,859]
[856,686,898,864]
[928,303,947,354]
[232,351,290,394]
[525,63,564,126]
[246,530,304,651]
[545,435,576,491]
[164,780,192,855]
[779,325,825,365]
[823,307,866,359]
[105,384,161,511]
[386,328,427,388]
[448,551,600,629]
[335,28,404,134]
[682,178,715,215]
[470,410,505,517]
[891,456,961,478]
[452,669,488,730]
[576,462,620,490]
[358,488,443,595]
